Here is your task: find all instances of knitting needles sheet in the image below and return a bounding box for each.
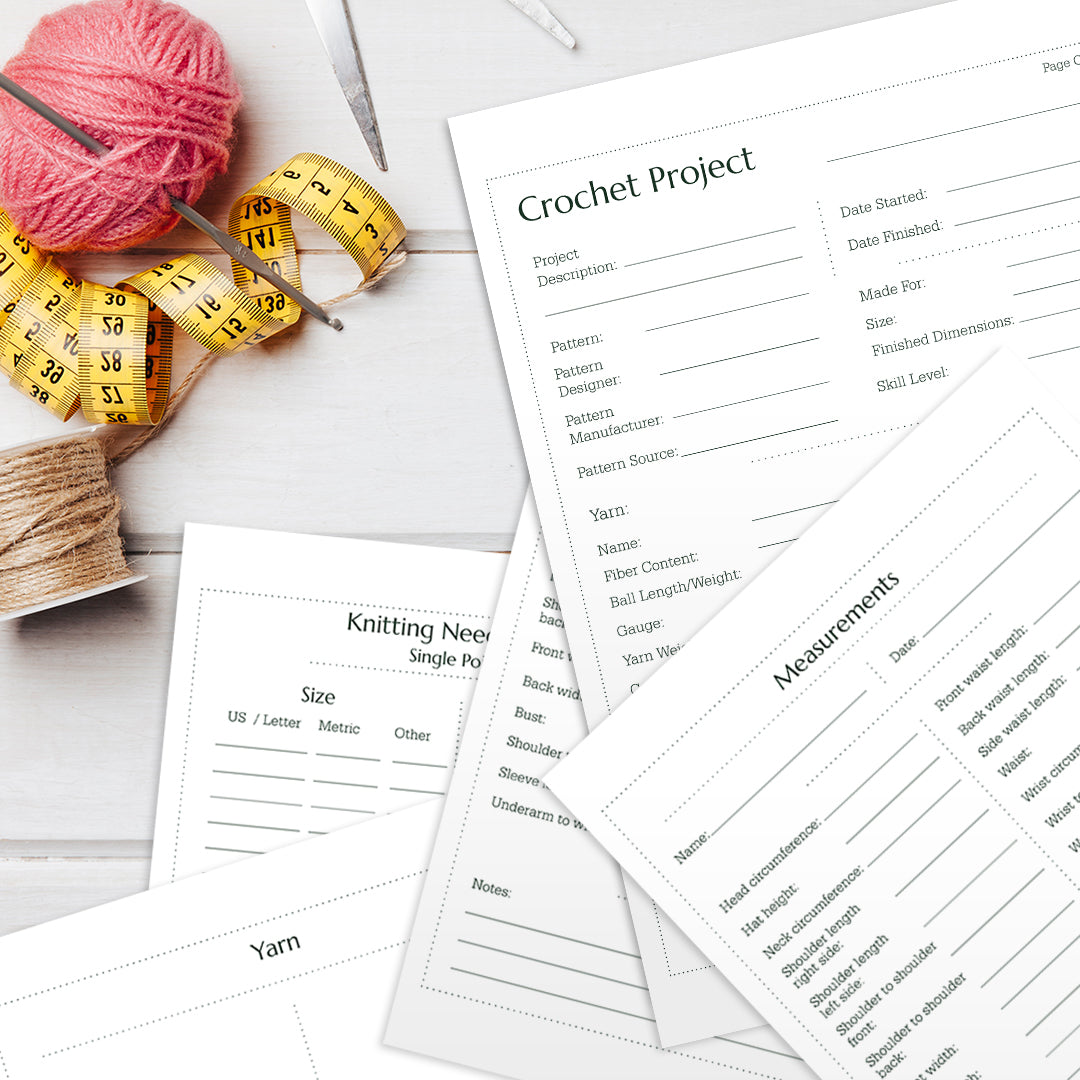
[386,490,807,1078]
[0,800,479,1079]
[546,350,1080,1079]
[150,523,506,887]
[449,0,1080,1043]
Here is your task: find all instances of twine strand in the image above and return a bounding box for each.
[0,253,406,614]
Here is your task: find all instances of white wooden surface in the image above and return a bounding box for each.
[0,0,945,936]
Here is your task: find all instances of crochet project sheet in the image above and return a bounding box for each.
[450,0,1080,1041]
[150,523,506,886]
[386,491,806,1077]
[548,351,1080,1080]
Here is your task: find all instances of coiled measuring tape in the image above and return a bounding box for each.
[0,153,405,424]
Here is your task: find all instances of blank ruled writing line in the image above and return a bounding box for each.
[897,809,987,897]
[214,743,308,755]
[1002,930,1080,1010]
[449,968,652,1023]
[713,1036,802,1061]
[207,820,301,833]
[754,499,838,523]
[1030,344,1080,359]
[661,339,819,378]
[1018,305,1080,324]
[868,779,961,868]
[389,786,444,795]
[205,845,263,855]
[828,101,1080,163]
[1034,578,1080,624]
[709,691,867,838]
[211,769,303,782]
[957,194,1080,228]
[824,734,918,818]
[624,225,796,267]
[925,840,1017,926]
[948,158,1080,193]
[952,869,1045,956]
[1009,247,1080,268]
[392,760,447,768]
[924,489,1080,636]
[314,752,379,762]
[1057,623,1080,649]
[1047,1018,1080,1057]
[684,419,839,458]
[458,939,648,990]
[1014,277,1080,297]
[210,795,302,807]
[846,758,940,844]
[1027,981,1080,1036]
[313,779,376,789]
[759,538,797,549]
[310,804,374,814]
[464,911,640,958]
[674,380,829,417]
[648,292,809,333]
[982,901,1074,987]
[545,257,803,316]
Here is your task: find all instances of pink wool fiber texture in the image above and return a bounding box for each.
[0,0,241,252]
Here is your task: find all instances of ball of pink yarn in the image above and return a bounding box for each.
[0,0,241,252]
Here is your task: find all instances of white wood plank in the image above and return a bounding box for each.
[0,554,178,840]
[0,856,149,938]
[0,252,530,539]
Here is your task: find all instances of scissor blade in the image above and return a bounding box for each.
[303,0,387,170]
[503,0,575,48]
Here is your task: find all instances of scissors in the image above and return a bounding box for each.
[303,0,575,172]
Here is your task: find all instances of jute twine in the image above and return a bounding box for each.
[0,250,405,617]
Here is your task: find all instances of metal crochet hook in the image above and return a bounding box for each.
[0,72,344,331]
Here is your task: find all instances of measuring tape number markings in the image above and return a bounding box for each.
[0,153,405,424]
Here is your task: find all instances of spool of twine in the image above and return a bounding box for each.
[0,251,405,617]
[0,431,130,616]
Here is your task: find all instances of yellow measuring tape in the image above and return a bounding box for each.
[0,153,405,424]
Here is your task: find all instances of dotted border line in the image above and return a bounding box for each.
[0,872,423,1011]
[293,1002,320,1079]
[815,201,835,279]
[422,984,795,1078]
[901,217,1080,263]
[199,587,491,620]
[309,660,478,681]
[483,42,1080,181]
[750,424,916,464]
[42,942,407,1058]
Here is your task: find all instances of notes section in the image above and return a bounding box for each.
[151,523,506,885]
[547,352,1080,1078]
[0,802,475,1079]
[386,493,808,1078]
